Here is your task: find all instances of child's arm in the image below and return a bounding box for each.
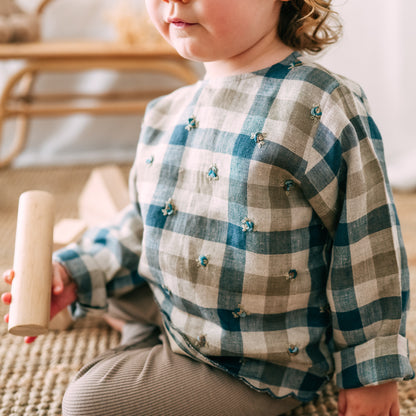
[52,202,145,319]
[338,382,400,416]
[302,80,414,394]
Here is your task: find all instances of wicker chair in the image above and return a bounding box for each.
[0,0,199,168]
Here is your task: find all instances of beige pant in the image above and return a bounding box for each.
[62,285,302,416]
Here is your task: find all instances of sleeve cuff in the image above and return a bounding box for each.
[333,334,414,389]
[53,245,108,319]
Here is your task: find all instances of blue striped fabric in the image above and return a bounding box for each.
[54,52,414,402]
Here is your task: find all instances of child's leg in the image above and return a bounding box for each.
[62,334,301,416]
[107,283,164,329]
[105,283,164,345]
[63,285,301,415]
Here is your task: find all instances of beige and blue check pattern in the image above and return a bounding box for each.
[55,52,414,402]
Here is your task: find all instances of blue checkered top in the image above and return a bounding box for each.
[55,52,414,402]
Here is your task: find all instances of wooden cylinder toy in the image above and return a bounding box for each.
[8,190,55,337]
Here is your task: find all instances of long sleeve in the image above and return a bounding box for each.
[302,81,414,388]
[48,54,414,400]
[53,167,145,318]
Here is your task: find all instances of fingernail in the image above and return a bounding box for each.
[3,270,14,284]
[1,293,11,304]
[52,285,62,295]
[24,336,37,344]
[4,313,9,323]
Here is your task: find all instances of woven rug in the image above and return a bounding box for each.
[0,164,415,416]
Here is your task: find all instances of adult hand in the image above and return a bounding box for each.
[1,262,77,343]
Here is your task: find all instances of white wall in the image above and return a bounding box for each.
[316,0,416,189]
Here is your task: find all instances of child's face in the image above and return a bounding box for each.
[145,0,286,73]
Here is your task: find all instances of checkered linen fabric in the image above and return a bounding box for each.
[55,52,414,402]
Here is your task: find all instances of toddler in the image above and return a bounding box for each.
[2,0,414,415]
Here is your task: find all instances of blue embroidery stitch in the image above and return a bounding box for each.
[283,179,295,192]
[145,155,154,165]
[195,334,207,348]
[250,132,266,148]
[185,115,198,131]
[286,269,298,280]
[288,60,303,70]
[197,255,209,267]
[241,217,255,232]
[162,199,176,216]
[232,304,250,319]
[207,164,219,181]
[288,345,299,355]
[162,284,172,297]
[310,105,322,121]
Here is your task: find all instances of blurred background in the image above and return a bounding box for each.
[1,3,416,414]
[0,0,415,190]
[318,0,416,191]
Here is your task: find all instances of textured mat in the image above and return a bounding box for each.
[0,164,415,415]
[0,320,120,416]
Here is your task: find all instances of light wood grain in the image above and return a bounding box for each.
[8,191,55,337]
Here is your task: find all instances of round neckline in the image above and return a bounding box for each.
[201,51,301,85]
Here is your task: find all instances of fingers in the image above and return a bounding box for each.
[2,263,74,346]
[3,264,70,296]
[2,269,14,285]
[2,271,13,308]
[391,399,400,416]
[337,389,346,416]
[51,262,70,295]
[52,276,64,295]
[1,292,11,304]
[50,280,77,319]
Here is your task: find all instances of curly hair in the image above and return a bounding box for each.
[278,0,342,54]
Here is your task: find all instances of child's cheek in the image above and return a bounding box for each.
[144,2,165,37]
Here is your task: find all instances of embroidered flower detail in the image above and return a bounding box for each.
[310,105,322,121]
[207,164,219,181]
[195,334,207,348]
[286,269,298,281]
[320,304,331,314]
[241,217,255,232]
[162,284,172,297]
[185,115,198,131]
[288,344,299,355]
[232,304,250,319]
[288,60,303,70]
[162,198,176,216]
[145,155,154,165]
[197,255,209,267]
[283,179,295,192]
[250,132,266,148]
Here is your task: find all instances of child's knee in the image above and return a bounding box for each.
[61,383,79,416]
[61,349,152,415]
[62,376,95,416]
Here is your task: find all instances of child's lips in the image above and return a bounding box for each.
[167,17,195,28]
